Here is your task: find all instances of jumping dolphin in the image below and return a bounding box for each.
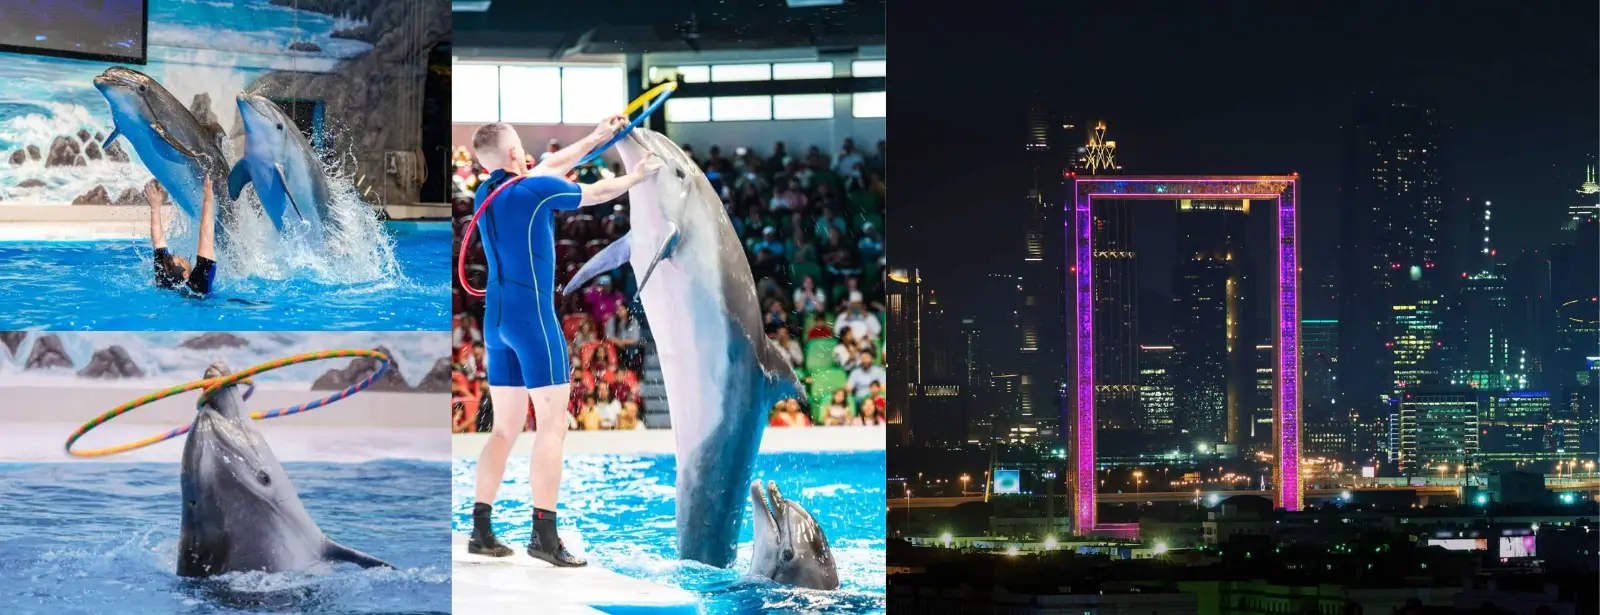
[229,94,331,238]
[749,481,839,590]
[178,361,392,577]
[93,67,235,241]
[566,129,804,568]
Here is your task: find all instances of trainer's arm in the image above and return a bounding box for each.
[578,155,663,207]
[146,181,167,250]
[535,114,626,178]
[196,177,216,261]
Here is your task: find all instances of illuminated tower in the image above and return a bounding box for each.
[1339,92,1446,423]
[1454,199,1522,390]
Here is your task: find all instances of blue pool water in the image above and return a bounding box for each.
[0,460,450,615]
[452,452,887,614]
[0,221,449,330]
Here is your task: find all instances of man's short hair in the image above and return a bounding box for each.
[471,123,516,161]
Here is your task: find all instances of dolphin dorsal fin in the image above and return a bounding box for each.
[323,540,393,569]
[565,233,633,292]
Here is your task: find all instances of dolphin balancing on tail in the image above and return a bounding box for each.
[94,67,237,244]
[230,94,333,238]
[178,361,392,577]
[565,128,805,568]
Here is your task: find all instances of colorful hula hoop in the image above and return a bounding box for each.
[63,349,390,458]
[457,81,679,298]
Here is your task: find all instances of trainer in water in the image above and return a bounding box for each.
[147,178,217,298]
[179,361,391,577]
[94,67,235,244]
[465,119,664,567]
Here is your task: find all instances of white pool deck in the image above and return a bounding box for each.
[451,533,699,615]
[451,425,887,456]
[0,203,449,241]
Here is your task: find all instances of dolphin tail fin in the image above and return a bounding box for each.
[227,160,252,201]
[564,233,633,293]
[323,540,394,569]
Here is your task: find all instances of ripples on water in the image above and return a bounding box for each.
[0,460,450,614]
[452,451,887,615]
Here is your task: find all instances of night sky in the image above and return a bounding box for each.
[890,0,1598,323]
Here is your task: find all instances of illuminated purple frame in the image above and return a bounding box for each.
[1069,176,1301,533]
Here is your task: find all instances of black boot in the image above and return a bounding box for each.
[526,508,586,567]
[468,502,513,557]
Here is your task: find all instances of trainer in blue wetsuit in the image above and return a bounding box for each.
[463,119,661,570]
[475,170,585,389]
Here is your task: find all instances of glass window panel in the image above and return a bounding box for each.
[852,59,886,77]
[498,65,561,124]
[711,96,772,121]
[773,93,834,120]
[665,97,711,123]
[711,63,772,82]
[452,64,500,122]
[852,91,886,118]
[772,61,834,80]
[560,66,627,124]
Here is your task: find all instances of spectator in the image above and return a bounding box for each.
[851,397,884,426]
[764,299,789,334]
[805,315,835,341]
[752,226,786,259]
[833,328,861,371]
[835,138,864,176]
[774,326,803,369]
[606,305,644,371]
[835,298,882,341]
[767,141,789,174]
[815,208,847,239]
[793,275,827,315]
[823,388,852,426]
[770,398,811,427]
[848,350,885,401]
[771,178,809,215]
[618,401,645,430]
[595,382,622,429]
[583,275,626,324]
[572,317,600,349]
[577,396,602,431]
[858,222,884,264]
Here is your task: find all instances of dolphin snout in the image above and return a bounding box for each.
[203,361,233,379]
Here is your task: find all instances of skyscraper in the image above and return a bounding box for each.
[1301,320,1340,422]
[1137,345,1176,434]
[885,268,921,443]
[1480,391,1552,470]
[1391,297,1445,394]
[1021,97,1071,448]
[1171,257,1230,448]
[1339,91,1447,426]
[1175,199,1257,448]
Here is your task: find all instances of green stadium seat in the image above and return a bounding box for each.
[804,338,838,372]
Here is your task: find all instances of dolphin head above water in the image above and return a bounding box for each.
[93,67,181,136]
[750,481,839,590]
[177,361,390,577]
[232,93,329,236]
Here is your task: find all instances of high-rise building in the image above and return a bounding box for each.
[1306,409,1356,463]
[1020,188,1059,442]
[1093,200,1141,432]
[1506,249,1553,386]
[1339,91,1447,427]
[885,268,921,443]
[1137,345,1176,434]
[1302,320,1340,422]
[1175,199,1257,448]
[1549,189,1598,387]
[1479,391,1552,470]
[1171,258,1230,448]
[1252,344,1275,456]
[1397,389,1479,475]
[1390,298,1445,395]
[1454,272,1523,389]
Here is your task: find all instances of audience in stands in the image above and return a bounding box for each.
[452,136,888,432]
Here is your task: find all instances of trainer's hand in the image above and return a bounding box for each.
[634,153,665,177]
[143,181,166,207]
[592,114,627,140]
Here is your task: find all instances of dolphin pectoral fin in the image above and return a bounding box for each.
[565,233,632,292]
[274,164,307,221]
[102,126,121,151]
[635,222,680,295]
[227,160,252,201]
[323,540,393,569]
[151,123,199,159]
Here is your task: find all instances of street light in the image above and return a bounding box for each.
[1133,470,1144,495]
[960,474,970,495]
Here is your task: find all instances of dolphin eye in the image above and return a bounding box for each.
[256,470,271,485]
[137,85,147,92]
[275,123,284,130]
[782,548,794,562]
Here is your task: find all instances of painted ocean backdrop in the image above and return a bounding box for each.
[0,331,448,390]
[0,0,372,206]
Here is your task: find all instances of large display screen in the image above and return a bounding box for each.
[0,0,148,63]
[992,469,1020,494]
[1499,536,1536,558]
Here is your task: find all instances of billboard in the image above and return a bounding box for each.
[1499,536,1536,558]
[1428,538,1488,551]
[993,469,1020,494]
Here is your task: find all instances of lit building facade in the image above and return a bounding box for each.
[1301,320,1340,423]
[1479,391,1552,469]
[1138,345,1176,434]
[1397,389,1479,475]
[1171,258,1230,447]
[1176,199,1257,449]
[1390,298,1444,394]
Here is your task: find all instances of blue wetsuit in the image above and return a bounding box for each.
[475,170,585,389]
